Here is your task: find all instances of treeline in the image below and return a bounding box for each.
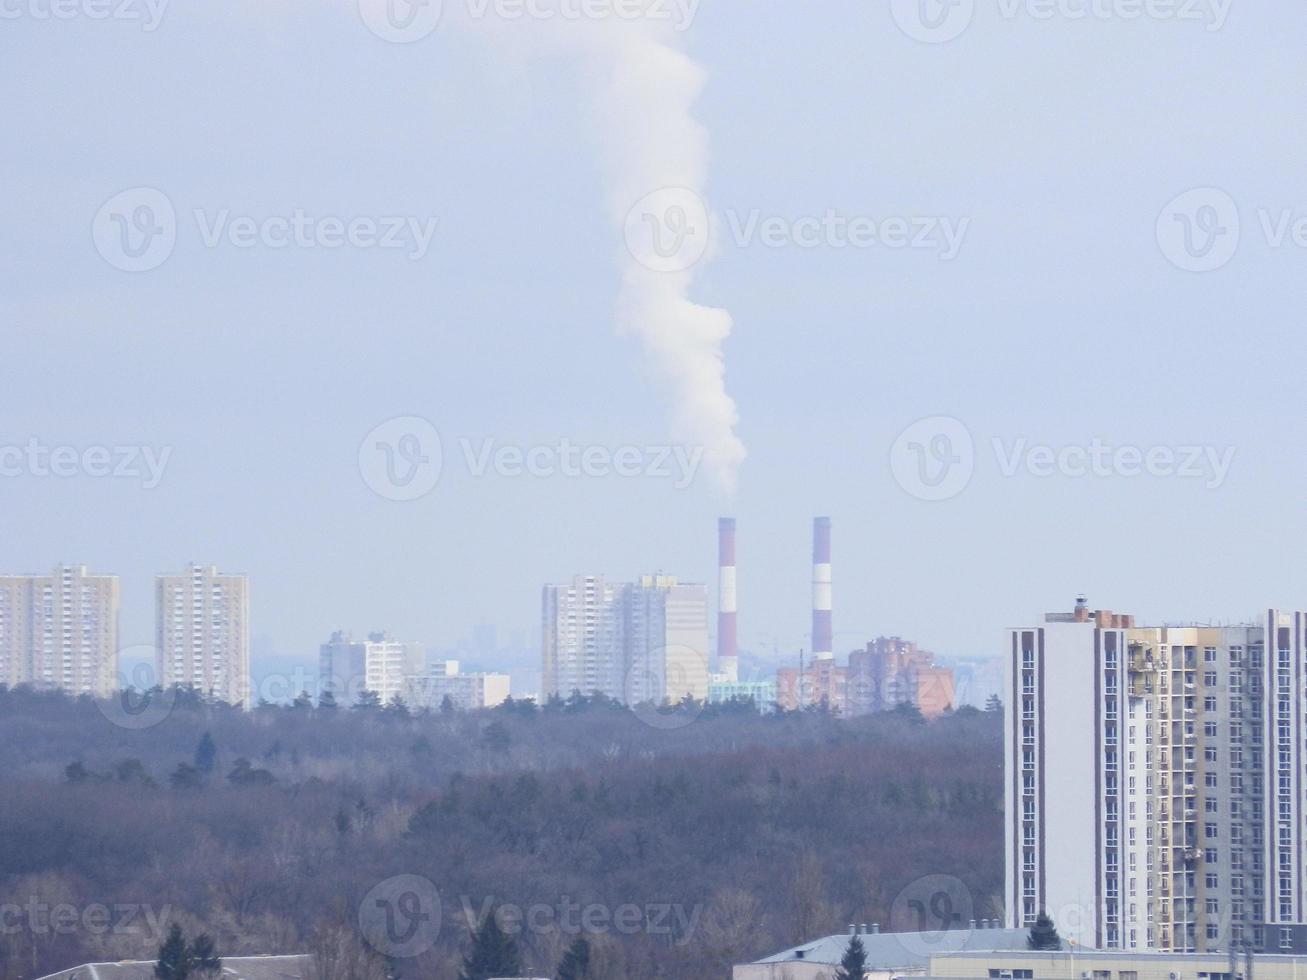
[0,686,1004,980]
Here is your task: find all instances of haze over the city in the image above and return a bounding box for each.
[4,0,1306,668]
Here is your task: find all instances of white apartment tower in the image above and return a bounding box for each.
[542,574,709,704]
[156,564,250,706]
[1007,598,1307,954]
[319,630,425,705]
[0,564,120,697]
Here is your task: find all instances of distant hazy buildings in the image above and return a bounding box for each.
[156,564,250,706]
[319,630,424,705]
[708,676,777,709]
[542,574,710,705]
[0,564,120,697]
[775,636,956,717]
[406,659,511,711]
[1008,597,1307,952]
[848,636,956,717]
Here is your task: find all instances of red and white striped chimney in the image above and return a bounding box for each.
[717,518,739,682]
[812,517,833,660]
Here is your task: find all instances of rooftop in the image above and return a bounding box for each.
[35,955,312,980]
[752,928,1031,970]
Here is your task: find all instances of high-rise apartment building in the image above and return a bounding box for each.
[542,574,709,704]
[156,564,250,706]
[319,630,425,705]
[0,565,120,697]
[1007,598,1307,954]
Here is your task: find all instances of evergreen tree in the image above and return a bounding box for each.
[194,732,217,774]
[189,934,222,976]
[834,934,868,980]
[556,937,591,980]
[292,691,314,710]
[317,689,338,711]
[353,690,382,711]
[1027,913,1062,950]
[985,694,1003,714]
[154,924,192,980]
[459,915,522,980]
[154,924,222,980]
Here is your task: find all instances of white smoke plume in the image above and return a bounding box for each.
[363,0,746,492]
[593,30,746,495]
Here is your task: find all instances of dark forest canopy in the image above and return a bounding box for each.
[0,685,1003,980]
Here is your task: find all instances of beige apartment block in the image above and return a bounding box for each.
[156,564,250,706]
[0,564,120,697]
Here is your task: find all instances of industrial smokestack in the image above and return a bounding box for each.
[812,517,833,660]
[718,518,739,683]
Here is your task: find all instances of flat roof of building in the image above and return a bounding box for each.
[753,929,1031,969]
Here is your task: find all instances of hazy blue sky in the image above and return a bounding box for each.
[4,0,1306,677]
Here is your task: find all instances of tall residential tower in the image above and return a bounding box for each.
[156,564,250,706]
[542,574,709,704]
[0,564,120,697]
[1007,599,1307,953]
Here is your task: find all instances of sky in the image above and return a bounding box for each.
[3,0,1307,680]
